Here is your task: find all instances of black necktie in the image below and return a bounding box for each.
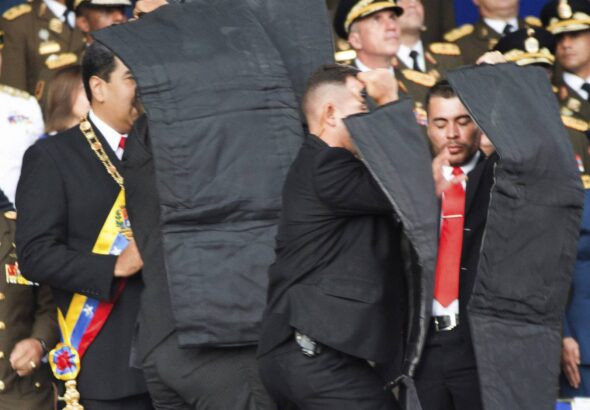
[409,50,422,72]
[581,83,590,102]
[502,23,514,36]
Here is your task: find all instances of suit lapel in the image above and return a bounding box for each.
[464,153,487,215]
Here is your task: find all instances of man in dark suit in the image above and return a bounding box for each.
[15,41,152,409]
[413,80,495,410]
[257,64,405,409]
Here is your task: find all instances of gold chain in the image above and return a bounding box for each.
[79,115,124,189]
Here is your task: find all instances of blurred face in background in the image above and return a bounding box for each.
[76,6,127,36]
[397,0,424,33]
[473,0,519,20]
[556,30,590,78]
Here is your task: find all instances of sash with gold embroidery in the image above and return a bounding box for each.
[49,116,130,408]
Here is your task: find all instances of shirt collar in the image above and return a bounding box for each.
[89,110,125,155]
[442,151,481,185]
[43,0,75,27]
[354,58,395,74]
[397,41,425,71]
[563,72,590,100]
[484,17,518,35]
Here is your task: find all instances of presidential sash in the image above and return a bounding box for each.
[49,117,130,409]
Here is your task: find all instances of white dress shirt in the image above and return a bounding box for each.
[89,110,126,160]
[563,72,590,101]
[354,58,395,75]
[397,42,426,72]
[43,0,76,28]
[484,17,518,35]
[432,151,481,317]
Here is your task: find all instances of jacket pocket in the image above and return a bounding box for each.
[318,276,380,303]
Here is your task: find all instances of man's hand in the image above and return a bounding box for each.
[10,338,43,377]
[133,0,168,19]
[432,150,467,197]
[476,51,507,65]
[562,336,581,389]
[114,240,143,277]
[357,69,399,106]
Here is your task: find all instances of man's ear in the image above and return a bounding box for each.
[76,15,90,34]
[89,76,106,103]
[348,32,362,51]
[322,103,338,129]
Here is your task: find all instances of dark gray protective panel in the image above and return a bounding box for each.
[448,63,584,410]
[345,99,438,408]
[93,0,334,346]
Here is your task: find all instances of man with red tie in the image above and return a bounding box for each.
[413,79,496,410]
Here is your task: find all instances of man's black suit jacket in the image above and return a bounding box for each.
[258,134,405,364]
[15,120,148,400]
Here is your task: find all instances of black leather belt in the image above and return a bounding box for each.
[431,314,459,332]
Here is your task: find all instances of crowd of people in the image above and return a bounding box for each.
[0,0,589,409]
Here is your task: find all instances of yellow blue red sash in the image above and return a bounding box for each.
[49,190,131,380]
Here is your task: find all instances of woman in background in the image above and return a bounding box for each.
[43,65,90,136]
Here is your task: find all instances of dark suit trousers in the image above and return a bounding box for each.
[142,332,275,410]
[414,328,483,410]
[81,393,154,410]
[258,337,400,410]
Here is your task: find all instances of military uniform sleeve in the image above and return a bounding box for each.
[0,17,29,92]
[312,147,394,216]
[15,143,118,301]
[30,284,59,348]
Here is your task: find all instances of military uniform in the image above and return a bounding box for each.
[494,26,590,175]
[0,84,44,207]
[444,16,542,64]
[422,0,456,45]
[0,0,84,102]
[0,206,59,410]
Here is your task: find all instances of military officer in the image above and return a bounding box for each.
[0,0,85,102]
[0,83,44,206]
[334,0,462,129]
[542,0,590,120]
[495,26,590,182]
[444,0,542,64]
[72,0,130,44]
[0,190,59,410]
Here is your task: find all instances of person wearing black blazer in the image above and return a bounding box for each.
[413,80,496,410]
[257,65,408,409]
[15,42,152,409]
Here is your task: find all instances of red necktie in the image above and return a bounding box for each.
[118,136,127,150]
[434,167,466,307]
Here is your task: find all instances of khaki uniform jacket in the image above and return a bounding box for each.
[0,212,58,410]
[0,0,84,101]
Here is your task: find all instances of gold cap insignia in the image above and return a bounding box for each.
[558,0,573,19]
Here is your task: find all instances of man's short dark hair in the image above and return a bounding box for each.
[302,64,360,118]
[82,41,117,102]
[76,3,125,18]
[425,79,457,108]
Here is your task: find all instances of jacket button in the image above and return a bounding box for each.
[0,352,4,359]
[0,322,6,330]
[0,381,5,391]
[0,293,5,301]
[34,382,41,388]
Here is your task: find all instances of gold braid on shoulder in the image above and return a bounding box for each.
[79,115,124,189]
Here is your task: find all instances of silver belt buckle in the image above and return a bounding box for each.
[433,314,459,332]
[294,330,321,357]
